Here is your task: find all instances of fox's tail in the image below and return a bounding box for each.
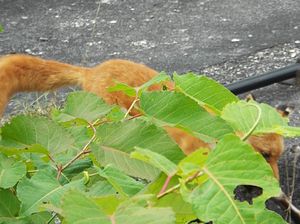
[0,54,88,115]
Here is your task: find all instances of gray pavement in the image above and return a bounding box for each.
[1,0,300,73]
[1,0,300,222]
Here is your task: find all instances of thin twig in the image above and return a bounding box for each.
[278,192,300,220]
[127,113,142,120]
[110,215,116,224]
[158,175,174,196]
[47,212,57,224]
[123,97,140,120]
[157,171,203,198]
[56,122,96,179]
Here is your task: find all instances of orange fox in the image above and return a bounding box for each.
[0,54,283,178]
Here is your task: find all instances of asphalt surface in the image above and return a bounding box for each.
[1,0,300,72]
[1,0,300,223]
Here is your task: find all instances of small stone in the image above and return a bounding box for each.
[21,16,28,19]
[248,34,253,38]
[231,38,241,42]
[25,49,33,54]
[295,40,300,44]
[109,20,117,24]
[100,0,112,3]
[291,52,297,58]
[39,37,48,42]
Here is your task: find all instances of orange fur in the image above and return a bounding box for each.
[248,134,283,179]
[0,54,283,178]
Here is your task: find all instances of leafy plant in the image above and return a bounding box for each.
[0,73,299,224]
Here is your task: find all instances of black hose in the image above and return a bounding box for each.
[226,63,300,94]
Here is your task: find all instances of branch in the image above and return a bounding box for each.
[56,121,96,179]
[157,171,203,198]
[278,193,300,221]
[158,175,174,196]
[123,95,140,120]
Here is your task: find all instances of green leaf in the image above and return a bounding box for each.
[94,119,184,180]
[131,147,177,176]
[188,135,283,223]
[88,180,117,197]
[0,115,74,154]
[140,91,233,142]
[108,82,137,97]
[273,125,300,137]
[62,158,93,177]
[62,190,176,224]
[221,101,293,135]
[22,211,54,224]
[62,190,111,224]
[178,148,210,177]
[93,145,160,180]
[17,169,85,216]
[174,73,238,112]
[105,106,126,122]
[0,25,3,33]
[0,217,27,224]
[0,154,26,188]
[52,91,112,122]
[145,174,196,223]
[114,203,175,224]
[114,195,176,224]
[97,165,145,197]
[0,189,20,217]
[62,124,90,149]
[94,195,125,215]
[138,72,171,93]
[0,144,49,157]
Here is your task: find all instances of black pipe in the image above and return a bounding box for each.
[226,62,300,94]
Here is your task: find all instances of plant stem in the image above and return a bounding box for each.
[127,113,142,120]
[47,212,57,224]
[110,215,116,224]
[279,192,300,221]
[158,175,174,196]
[157,171,203,198]
[123,96,139,120]
[56,122,96,179]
